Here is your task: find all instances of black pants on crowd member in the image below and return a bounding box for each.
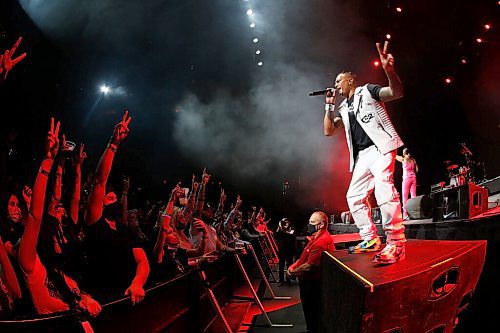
[278,251,294,283]
[299,278,321,333]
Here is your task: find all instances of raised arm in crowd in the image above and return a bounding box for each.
[18,118,101,316]
[83,111,149,305]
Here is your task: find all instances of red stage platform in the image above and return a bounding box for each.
[320,239,486,333]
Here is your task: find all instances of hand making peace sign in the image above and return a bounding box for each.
[0,37,27,79]
[376,40,395,72]
[45,118,60,160]
[111,111,132,144]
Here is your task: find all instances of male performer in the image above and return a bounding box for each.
[323,41,406,264]
[287,211,334,333]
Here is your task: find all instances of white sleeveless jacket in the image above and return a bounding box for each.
[338,85,404,172]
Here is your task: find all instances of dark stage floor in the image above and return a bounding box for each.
[239,281,306,333]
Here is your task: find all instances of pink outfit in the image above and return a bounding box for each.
[402,162,417,218]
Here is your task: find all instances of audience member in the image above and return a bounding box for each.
[83,112,150,305]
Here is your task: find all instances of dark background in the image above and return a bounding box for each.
[0,0,498,229]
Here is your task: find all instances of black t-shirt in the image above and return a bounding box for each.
[83,217,141,302]
[344,84,382,157]
[154,247,189,280]
[37,215,84,281]
[275,229,296,256]
[0,219,24,246]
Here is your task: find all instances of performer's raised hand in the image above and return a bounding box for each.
[376,40,395,72]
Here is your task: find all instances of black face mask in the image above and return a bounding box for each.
[103,201,123,222]
[306,223,322,235]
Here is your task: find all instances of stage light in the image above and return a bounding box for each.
[476,38,483,43]
[461,58,467,64]
[484,24,491,30]
[253,38,259,43]
[373,60,380,67]
[247,9,253,16]
[250,22,256,28]
[386,34,392,40]
[257,61,263,66]
[396,7,402,12]
[444,77,452,84]
[256,49,261,54]
[100,85,110,94]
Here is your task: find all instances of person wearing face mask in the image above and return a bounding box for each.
[287,211,335,333]
[0,188,30,257]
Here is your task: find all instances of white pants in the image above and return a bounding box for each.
[346,145,405,244]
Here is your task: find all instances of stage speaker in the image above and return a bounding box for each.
[431,182,488,221]
[320,240,486,333]
[406,195,432,219]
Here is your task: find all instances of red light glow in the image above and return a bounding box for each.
[476,38,483,43]
[484,24,491,30]
[386,34,392,39]
[373,60,380,67]
[396,7,402,12]
[461,58,467,64]
[445,78,452,84]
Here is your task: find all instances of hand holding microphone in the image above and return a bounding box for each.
[309,87,337,105]
[325,88,336,104]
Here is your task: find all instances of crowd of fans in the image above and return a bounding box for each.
[0,38,282,321]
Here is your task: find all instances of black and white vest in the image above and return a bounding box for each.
[338,85,404,172]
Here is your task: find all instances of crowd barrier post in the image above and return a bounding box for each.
[266,231,280,259]
[260,234,279,273]
[263,231,279,264]
[247,244,291,300]
[256,239,278,283]
[199,270,234,333]
[233,253,293,328]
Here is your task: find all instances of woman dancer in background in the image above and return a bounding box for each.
[396,148,418,220]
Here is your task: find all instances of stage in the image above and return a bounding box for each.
[328,205,500,332]
[331,206,500,242]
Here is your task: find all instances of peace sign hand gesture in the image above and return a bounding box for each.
[45,118,60,160]
[0,37,27,79]
[75,143,87,166]
[376,41,395,72]
[111,111,132,145]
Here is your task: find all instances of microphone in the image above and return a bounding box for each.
[308,88,336,96]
